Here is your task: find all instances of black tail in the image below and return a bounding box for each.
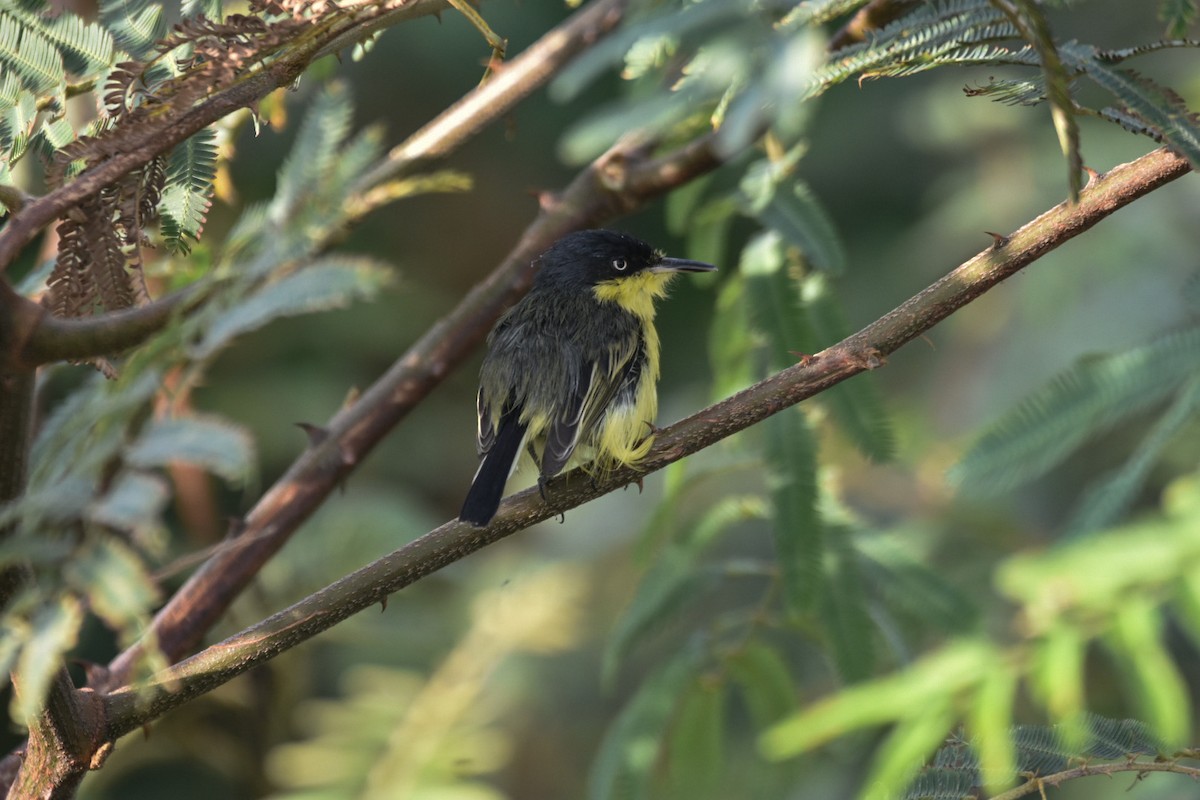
[459,409,527,526]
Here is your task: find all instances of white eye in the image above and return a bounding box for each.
[612,258,628,271]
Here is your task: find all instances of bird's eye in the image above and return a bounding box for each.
[612,259,628,271]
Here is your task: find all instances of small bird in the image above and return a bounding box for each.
[459,229,717,526]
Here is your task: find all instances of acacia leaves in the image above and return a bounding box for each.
[0,84,395,727]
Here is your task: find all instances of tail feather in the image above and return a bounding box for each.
[459,409,527,526]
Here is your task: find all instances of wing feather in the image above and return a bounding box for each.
[540,333,645,477]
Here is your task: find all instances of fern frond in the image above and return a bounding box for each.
[0,68,19,110]
[0,11,66,96]
[181,0,223,21]
[100,0,165,60]
[0,91,36,160]
[908,715,1165,798]
[1064,375,1200,537]
[3,0,115,77]
[964,75,1045,105]
[952,326,1200,496]
[1066,46,1200,166]
[159,127,218,254]
[273,83,354,221]
[812,3,1015,94]
[870,42,1035,79]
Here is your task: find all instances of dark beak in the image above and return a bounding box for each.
[650,257,718,274]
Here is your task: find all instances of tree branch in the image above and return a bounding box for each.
[988,757,1200,800]
[102,147,1193,737]
[16,284,208,367]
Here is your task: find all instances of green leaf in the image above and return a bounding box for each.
[126,415,255,485]
[1065,374,1200,537]
[968,663,1018,796]
[88,470,170,539]
[687,195,739,273]
[11,596,83,724]
[765,407,821,615]
[761,640,990,759]
[727,641,797,730]
[741,230,818,368]
[819,529,876,682]
[1029,623,1086,747]
[588,642,705,800]
[707,276,758,400]
[602,560,719,688]
[1106,599,1190,748]
[182,0,223,20]
[605,495,764,685]
[952,326,1200,496]
[193,258,391,358]
[664,680,726,800]
[549,0,748,102]
[769,180,845,274]
[64,537,159,641]
[855,531,978,635]
[274,82,355,219]
[998,502,1200,623]
[100,0,165,60]
[863,700,956,800]
[1067,45,1200,168]
[0,11,65,96]
[665,172,714,236]
[800,273,895,461]
[159,127,218,254]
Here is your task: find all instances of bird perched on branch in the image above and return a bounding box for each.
[459,229,717,526]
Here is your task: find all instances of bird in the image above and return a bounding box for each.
[459,229,717,526]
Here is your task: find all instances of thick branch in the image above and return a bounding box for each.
[354,0,627,189]
[102,147,1193,736]
[16,284,207,367]
[0,0,450,274]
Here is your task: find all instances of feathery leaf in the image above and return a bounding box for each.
[952,326,1200,496]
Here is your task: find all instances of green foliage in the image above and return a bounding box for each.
[905,715,1164,799]
[0,84,396,725]
[589,641,707,800]
[266,566,584,800]
[952,325,1200,496]
[98,0,165,60]
[566,2,1200,798]
[159,128,219,255]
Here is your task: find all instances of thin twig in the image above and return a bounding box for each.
[101,147,1193,738]
[988,758,1200,800]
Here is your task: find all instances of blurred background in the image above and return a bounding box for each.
[40,1,1200,797]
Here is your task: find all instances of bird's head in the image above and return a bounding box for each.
[534,229,716,317]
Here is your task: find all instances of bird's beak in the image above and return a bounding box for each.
[650,257,718,274]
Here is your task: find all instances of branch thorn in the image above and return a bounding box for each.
[985,231,1009,249]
